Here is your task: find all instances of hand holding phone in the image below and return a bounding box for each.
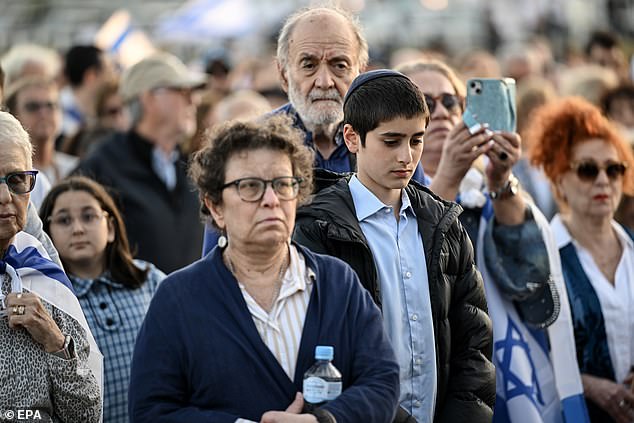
[463,78,517,134]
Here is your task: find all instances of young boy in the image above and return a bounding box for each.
[293,70,495,423]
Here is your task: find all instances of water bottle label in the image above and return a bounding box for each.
[303,376,328,403]
[326,381,342,400]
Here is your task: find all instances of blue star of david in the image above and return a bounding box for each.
[494,317,544,408]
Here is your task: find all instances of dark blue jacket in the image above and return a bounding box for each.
[129,244,400,422]
[74,130,203,274]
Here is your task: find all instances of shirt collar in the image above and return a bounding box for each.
[613,220,634,250]
[71,273,124,297]
[348,175,413,222]
[551,213,633,251]
[279,244,314,297]
[152,146,179,164]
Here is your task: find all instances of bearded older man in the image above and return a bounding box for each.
[273,5,368,174]
[200,6,370,254]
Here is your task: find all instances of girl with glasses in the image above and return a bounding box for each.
[528,97,634,423]
[39,176,165,423]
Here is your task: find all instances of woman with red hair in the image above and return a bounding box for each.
[528,97,634,423]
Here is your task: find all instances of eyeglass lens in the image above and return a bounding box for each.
[575,161,627,181]
[424,94,460,114]
[0,171,37,194]
[234,177,300,202]
[50,210,107,228]
[24,101,58,113]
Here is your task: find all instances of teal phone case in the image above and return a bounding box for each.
[462,78,516,133]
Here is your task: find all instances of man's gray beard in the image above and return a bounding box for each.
[288,80,343,134]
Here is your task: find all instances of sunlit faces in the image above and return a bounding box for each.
[100,93,130,132]
[282,11,360,131]
[557,139,625,220]
[0,145,30,248]
[205,149,297,251]
[344,115,426,205]
[146,87,197,139]
[14,84,61,143]
[406,70,462,177]
[47,190,114,275]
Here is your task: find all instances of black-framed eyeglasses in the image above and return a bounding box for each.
[221,177,302,202]
[423,93,462,114]
[570,160,627,182]
[23,101,58,113]
[0,170,38,194]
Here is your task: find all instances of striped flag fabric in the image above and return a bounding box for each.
[476,201,589,423]
[0,231,103,397]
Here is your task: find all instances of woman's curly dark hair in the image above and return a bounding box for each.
[188,114,315,229]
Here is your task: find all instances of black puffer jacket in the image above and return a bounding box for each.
[293,177,495,423]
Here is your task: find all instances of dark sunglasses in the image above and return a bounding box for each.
[0,170,38,194]
[423,93,462,114]
[23,101,58,113]
[101,106,123,117]
[570,160,627,182]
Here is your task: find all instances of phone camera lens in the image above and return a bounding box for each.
[475,88,481,94]
[470,82,476,88]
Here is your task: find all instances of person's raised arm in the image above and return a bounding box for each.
[430,122,493,201]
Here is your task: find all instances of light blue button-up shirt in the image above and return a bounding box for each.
[349,176,437,422]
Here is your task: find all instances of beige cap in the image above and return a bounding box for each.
[120,52,206,101]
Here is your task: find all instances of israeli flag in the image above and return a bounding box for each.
[0,231,103,396]
[476,201,589,423]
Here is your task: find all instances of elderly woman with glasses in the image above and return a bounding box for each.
[528,97,634,423]
[129,116,400,423]
[0,111,101,421]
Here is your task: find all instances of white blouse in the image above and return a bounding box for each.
[551,215,634,383]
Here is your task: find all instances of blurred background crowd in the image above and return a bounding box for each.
[0,1,634,422]
[1,0,632,229]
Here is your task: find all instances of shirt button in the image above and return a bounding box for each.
[106,318,114,326]
[99,302,108,309]
[410,314,418,321]
[385,208,391,214]
[404,271,412,279]
[415,358,422,365]
[413,400,421,408]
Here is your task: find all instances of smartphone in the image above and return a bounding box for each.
[462,78,517,134]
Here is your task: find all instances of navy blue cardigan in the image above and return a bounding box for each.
[129,244,400,422]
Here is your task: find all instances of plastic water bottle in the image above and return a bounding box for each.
[303,345,342,411]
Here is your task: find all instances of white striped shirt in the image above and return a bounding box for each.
[238,244,314,380]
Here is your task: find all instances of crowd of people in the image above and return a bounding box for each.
[0,3,633,423]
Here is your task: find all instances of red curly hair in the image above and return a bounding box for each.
[527,96,634,196]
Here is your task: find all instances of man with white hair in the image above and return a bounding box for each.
[75,52,205,273]
[273,5,368,174]
[201,6,372,254]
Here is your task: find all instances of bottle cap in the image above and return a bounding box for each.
[315,345,334,360]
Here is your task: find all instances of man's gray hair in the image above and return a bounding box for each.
[0,43,61,88]
[276,5,369,73]
[0,111,33,168]
[127,98,144,128]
